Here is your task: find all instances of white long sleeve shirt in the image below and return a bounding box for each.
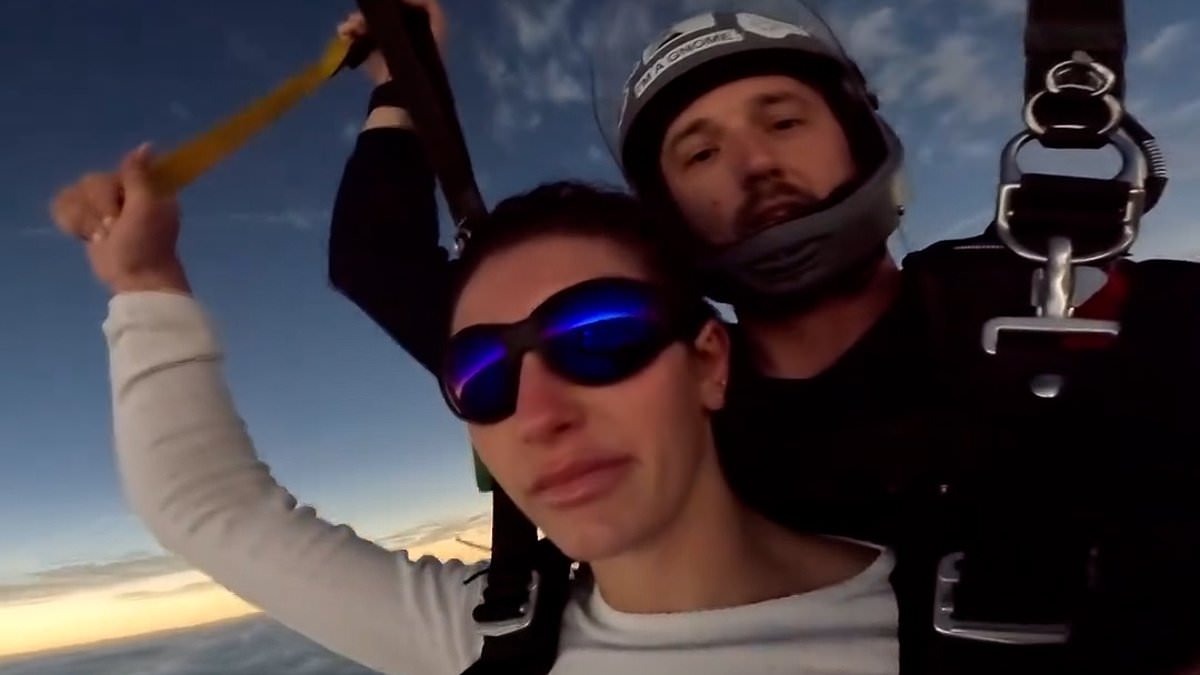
[103,291,899,675]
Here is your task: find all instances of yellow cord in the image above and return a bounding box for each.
[149,36,354,195]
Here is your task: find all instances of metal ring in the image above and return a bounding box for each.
[1023,89,1123,139]
[1045,54,1116,97]
[453,217,473,254]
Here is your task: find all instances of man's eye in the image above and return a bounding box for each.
[772,118,803,131]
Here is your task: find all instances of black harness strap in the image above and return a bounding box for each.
[462,528,573,675]
[471,488,538,625]
[1024,0,1125,102]
[349,7,568,673]
[1024,0,1126,150]
[1007,173,1134,260]
[1020,0,1167,212]
[897,235,1091,675]
[354,0,487,244]
[455,489,570,675]
[900,233,1200,675]
[1071,259,1200,675]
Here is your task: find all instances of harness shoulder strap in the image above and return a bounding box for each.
[898,236,1200,674]
[461,490,573,675]
[1082,257,1200,675]
[463,539,572,675]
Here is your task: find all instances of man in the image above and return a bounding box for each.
[51,150,897,675]
[330,3,1200,674]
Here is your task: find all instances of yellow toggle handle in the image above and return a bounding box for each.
[148,36,355,195]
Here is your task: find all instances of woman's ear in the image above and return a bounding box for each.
[691,318,731,412]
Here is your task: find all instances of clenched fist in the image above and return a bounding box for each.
[50,143,191,295]
[337,0,449,86]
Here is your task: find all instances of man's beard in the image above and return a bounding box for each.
[727,243,890,320]
[730,179,822,241]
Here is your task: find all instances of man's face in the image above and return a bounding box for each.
[451,233,729,563]
[658,74,857,247]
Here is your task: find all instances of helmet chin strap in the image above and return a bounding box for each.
[711,243,891,319]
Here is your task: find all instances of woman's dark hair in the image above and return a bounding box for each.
[449,181,704,322]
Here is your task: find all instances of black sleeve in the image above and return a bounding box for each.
[328,127,456,375]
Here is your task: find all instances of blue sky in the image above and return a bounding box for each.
[0,0,1198,641]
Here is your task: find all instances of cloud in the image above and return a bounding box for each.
[951,139,995,160]
[500,0,577,54]
[13,226,57,238]
[0,616,379,675]
[476,46,585,141]
[475,0,598,142]
[915,32,1010,125]
[116,581,218,602]
[587,144,610,164]
[477,45,513,91]
[222,30,275,76]
[0,553,189,605]
[578,0,653,57]
[827,7,1012,131]
[490,100,543,140]
[169,101,192,122]
[841,7,905,65]
[227,209,331,232]
[1,513,491,609]
[939,207,993,240]
[374,511,490,551]
[981,0,1024,17]
[1135,22,1189,67]
[831,5,926,107]
[1163,96,1200,125]
[542,59,588,104]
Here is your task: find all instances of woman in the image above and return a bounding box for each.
[51,145,897,674]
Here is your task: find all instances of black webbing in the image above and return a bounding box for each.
[354,0,487,241]
[1024,0,1126,103]
[471,488,538,625]
[1007,173,1132,258]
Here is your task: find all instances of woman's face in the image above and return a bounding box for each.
[450,233,729,563]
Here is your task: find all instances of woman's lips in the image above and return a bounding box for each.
[530,456,633,509]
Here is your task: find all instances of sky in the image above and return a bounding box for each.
[1,0,1199,664]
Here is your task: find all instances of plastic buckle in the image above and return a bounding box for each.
[475,570,539,637]
[933,552,1070,645]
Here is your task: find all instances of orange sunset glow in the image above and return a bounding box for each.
[0,524,492,662]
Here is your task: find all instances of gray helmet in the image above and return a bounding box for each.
[591,2,907,308]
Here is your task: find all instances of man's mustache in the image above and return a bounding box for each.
[732,181,821,238]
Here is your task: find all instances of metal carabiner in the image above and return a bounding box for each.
[993,126,1148,265]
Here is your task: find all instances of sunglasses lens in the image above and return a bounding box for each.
[443,328,517,423]
[541,282,669,385]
